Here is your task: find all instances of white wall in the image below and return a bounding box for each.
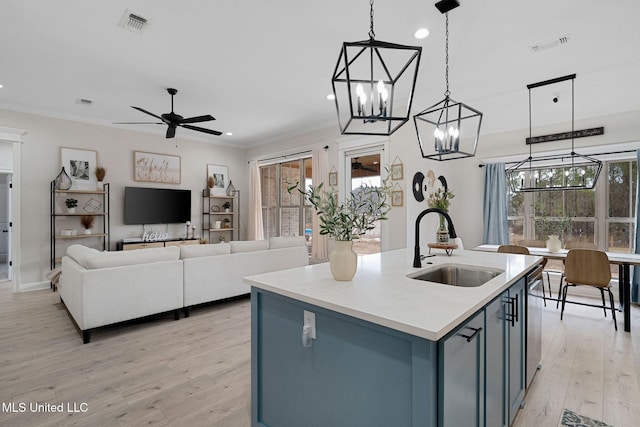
[0,108,248,290]
[249,109,640,256]
[2,105,638,290]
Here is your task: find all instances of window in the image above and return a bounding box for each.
[260,158,312,246]
[506,159,637,254]
[608,160,637,253]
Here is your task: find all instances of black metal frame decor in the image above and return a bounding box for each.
[414,1,482,161]
[331,0,422,136]
[507,74,603,192]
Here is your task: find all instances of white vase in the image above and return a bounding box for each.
[329,240,358,281]
[83,229,92,235]
[97,181,104,191]
[546,235,562,252]
[67,207,76,214]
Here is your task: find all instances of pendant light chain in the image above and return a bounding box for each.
[444,12,450,97]
[368,0,376,39]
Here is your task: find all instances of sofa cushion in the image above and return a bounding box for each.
[66,244,102,268]
[84,246,180,269]
[269,236,307,249]
[180,243,231,259]
[230,240,269,254]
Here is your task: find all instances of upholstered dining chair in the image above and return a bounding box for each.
[498,244,549,306]
[559,249,616,330]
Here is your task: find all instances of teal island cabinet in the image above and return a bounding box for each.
[245,249,541,427]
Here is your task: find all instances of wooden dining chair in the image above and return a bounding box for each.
[560,249,616,330]
[550,240,599,307]
[518,239,554,302]
[498,244,549,306]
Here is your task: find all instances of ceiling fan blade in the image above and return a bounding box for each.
[113,122,163,125]
[180,124,223,136]
[166,126,176,139]
[180,114,215,124]
[131,106,165,121]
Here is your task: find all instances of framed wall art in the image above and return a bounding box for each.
[390,156,404,180]
[328,166,338,187]
[207,164,229,196]
[60,147,98,190]
[391,183,403,207]
[134,151,181,184]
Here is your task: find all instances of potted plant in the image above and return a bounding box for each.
[534,216,572,252]
[222,201,231,212]
[65,198,78,214]
[223,218,231,228]
[291,175,392,281]
[80,215,95,234]
[219,235,226,243]
[427,187,455,243]
[95,166,107,190]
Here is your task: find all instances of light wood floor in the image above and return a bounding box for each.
[1,287,640,426]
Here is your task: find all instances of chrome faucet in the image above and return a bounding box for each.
[413,208,457,268]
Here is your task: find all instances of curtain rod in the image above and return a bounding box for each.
[248,146,328,164]
[478,148,638,167]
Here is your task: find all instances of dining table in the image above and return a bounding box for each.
[473,244,640,332]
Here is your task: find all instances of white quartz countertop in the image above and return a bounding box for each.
[244,248,541,341]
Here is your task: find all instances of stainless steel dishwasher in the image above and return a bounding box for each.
[526,263,544,388]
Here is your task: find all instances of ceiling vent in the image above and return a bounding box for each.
[529,34,571,53]
[119,9,149,34]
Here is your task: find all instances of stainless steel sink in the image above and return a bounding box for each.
[407,264,503,287]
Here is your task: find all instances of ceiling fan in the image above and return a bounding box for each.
[114,88,222,138]
[351,157,379,173]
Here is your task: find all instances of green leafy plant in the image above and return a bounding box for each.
[290,174,392,241]
[65,198,78,208]
[222,201,231,209]
[534,216,572,239]
[427,188,454,212]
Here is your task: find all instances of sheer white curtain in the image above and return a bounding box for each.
[311,148,329,259]
[248,161,264,240]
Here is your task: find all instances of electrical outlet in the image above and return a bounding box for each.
[303,310,316,340]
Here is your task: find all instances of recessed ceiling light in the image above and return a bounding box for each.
[414,28,430,39]
[326,94,335,100]
[225,132,233,136]
[0,84,3,89]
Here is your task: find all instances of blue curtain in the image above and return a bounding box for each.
[632,149,640,303]
[482,163,509,245]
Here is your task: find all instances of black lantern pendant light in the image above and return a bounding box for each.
[331,0,422,136]
[507,74,602,192]
[413,0,483,161]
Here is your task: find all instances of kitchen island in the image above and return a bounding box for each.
[245,248,542,427]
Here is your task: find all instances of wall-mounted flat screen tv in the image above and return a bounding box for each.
[124,187,191,225]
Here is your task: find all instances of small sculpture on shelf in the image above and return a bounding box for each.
[55,167,73,190]
[65,198,78,214]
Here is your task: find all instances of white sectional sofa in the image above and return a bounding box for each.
[59,237,309,343]
[181,237,310,316]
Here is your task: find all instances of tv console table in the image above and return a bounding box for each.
[117,238,199,251]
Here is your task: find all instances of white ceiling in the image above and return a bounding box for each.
[1,0,639,147]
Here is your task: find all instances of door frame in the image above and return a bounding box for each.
[337,136,390,252]
[0,126,25,292]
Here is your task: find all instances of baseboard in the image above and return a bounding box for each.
[17,280,50,293]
